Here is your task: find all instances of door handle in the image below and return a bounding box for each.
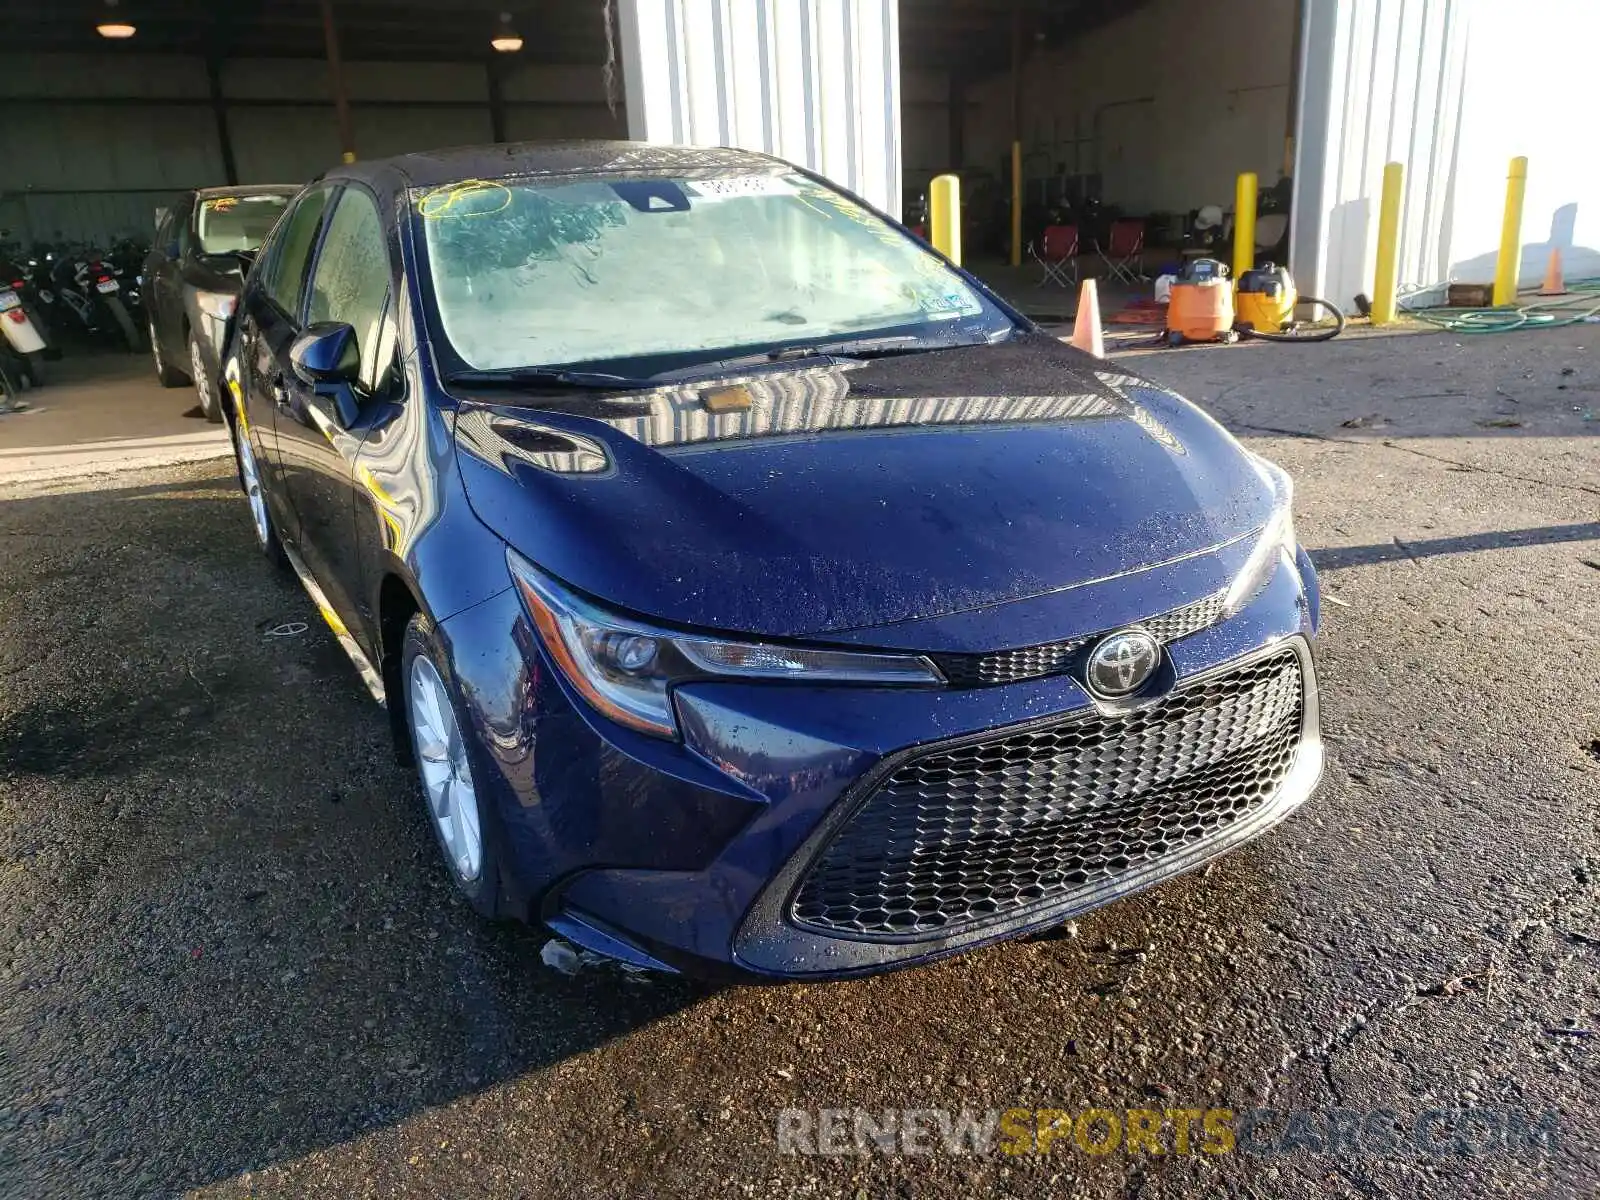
[270,375,291,411]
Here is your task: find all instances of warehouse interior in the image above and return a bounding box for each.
[0,0,1297,276]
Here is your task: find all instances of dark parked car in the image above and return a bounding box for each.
[220,141,1322,980]
[146,185,296,420]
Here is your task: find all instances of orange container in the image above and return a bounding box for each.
[1165,258,1238,346]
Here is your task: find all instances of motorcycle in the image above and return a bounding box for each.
[105,236,148,322]
[0,257,52,386]
[49,248,141,352]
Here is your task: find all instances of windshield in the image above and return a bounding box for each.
[196,194,291,255]
[416,171,1014,374]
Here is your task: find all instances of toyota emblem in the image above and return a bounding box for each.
[1084,629,1162,698]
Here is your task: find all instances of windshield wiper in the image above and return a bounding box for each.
[651,335,955,383]
[767,335,937,361]
[445,367,656,391]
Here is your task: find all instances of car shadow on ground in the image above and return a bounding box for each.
[1311,520,1600,571]
[0,470,712,1195]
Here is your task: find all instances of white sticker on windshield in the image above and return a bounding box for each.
[686,176,795,202]
[917,291,979,319]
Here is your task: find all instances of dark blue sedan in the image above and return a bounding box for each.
[221,141,1322,980]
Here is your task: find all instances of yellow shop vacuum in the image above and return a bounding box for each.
[1234,263,1346,342]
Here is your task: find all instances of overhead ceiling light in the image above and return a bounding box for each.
[491,11,523,53]
[96,0,136,38]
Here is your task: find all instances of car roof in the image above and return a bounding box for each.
[322,140,786,193]
[194,185,300,201]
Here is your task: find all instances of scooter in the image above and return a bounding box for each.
[0,273,49,387]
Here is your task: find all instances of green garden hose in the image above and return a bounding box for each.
[1399,276,1600,333]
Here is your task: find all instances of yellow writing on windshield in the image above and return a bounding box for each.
[416,179,513,220]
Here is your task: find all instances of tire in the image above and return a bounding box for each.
[150,320,187,387]
[230,417,287,569]
[401,612,511,920]
[0,353,25,406]
[23,351,45,388]
[104,296,140,353]
[189,333,222,423]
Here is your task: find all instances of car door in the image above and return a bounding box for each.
[149,197,189,358]
[272,183,399,637]
[237,184,334,551]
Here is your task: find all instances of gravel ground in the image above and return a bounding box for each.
[1,328,1597,1199]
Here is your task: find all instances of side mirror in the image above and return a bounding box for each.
[289,321,362,428]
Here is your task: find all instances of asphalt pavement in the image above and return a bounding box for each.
[1,328,1596,1198]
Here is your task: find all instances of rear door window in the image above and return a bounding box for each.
[173,197,194,256]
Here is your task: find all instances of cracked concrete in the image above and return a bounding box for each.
[1,329,1596,1198]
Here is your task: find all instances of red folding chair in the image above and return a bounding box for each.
[1029,224,1079,287]
[1099,219,1147,283]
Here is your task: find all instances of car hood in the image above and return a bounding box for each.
[452,334,1277,644]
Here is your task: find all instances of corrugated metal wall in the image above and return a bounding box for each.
[1288,0,1468,306]
[618,0,902,218]
[1290,0,1600,305]
[1440,0,1600,285]
[0,53,623,246]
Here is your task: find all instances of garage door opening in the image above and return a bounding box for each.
[900,0,1301,325]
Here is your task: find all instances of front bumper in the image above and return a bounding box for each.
[736,636,1319,975]
[440,549,1322,981]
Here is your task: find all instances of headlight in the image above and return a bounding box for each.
[194,291,237,321]
[507,550,944,738]
[1223,457,1297,618]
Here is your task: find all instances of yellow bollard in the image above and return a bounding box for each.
[929,173,962,266]
[1493,156,1528,306]
[1010,142,1023,268]
[1232,172,1258,283]
[1371,162,1405,325]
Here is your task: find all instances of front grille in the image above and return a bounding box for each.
[1138,589,1227,643]
[792,648,1304,938]
[930,589,1227,689]
[935,637,1089,688]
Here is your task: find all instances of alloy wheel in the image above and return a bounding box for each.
[234,425,271,548]
[190,339,213,416]
[409,655,483,883]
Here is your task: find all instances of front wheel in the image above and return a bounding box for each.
[402,613,511,919]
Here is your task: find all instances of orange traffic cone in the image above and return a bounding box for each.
[1539,247,1568,296]
[1070,278,1105,358]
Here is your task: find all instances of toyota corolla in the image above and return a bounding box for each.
[220,141,1322,980]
